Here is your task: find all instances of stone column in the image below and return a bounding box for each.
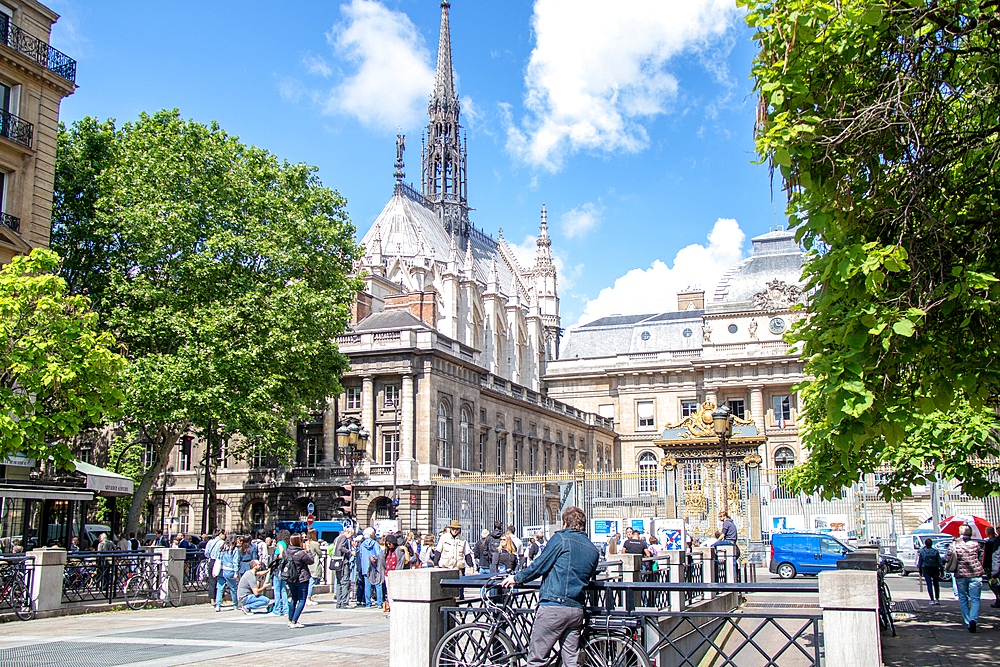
[619,553,643,609]
[323,395,338,464]
[154,547,186,601]
[665,550,685,612]
[362,376,375,459]
[387,567,458,667]
[716,544,737,584]
[397,373,417,482]
[819,570,881,667]
[30,547,66,612]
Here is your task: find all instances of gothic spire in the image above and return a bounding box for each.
[433,2,455,102]
[534,204,555,273]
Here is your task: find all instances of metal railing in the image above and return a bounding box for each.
[62,550,158,604]
[0,17,77,82]
[183,550,209,593]
[440,578,822,667]
[0,211,18,234]
[0,555,33,616]
[0,109,31,148]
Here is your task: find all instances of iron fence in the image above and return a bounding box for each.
[62,550,158,604]
[0,555,33,616]
[183,549,209,593]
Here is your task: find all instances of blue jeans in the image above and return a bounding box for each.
[307,575,320,599]
[287,581,309,622]
[215,573,238,607]
[241,594,270,611]
[955,576,982,625]
[270,576,288,615]
[364,577,383,607]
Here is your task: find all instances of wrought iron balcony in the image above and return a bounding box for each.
[0,211,18,234]
[0,17,77,83]
[0,109,32,148]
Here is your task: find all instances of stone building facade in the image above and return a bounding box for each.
[0,0,76,265]
[149,1,616,539]
[545,229,809,476]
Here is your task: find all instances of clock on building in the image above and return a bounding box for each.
[769,317,786,334]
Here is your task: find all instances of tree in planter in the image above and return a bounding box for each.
[53,110,363,537]
[743,0,1000,498]
[0,249,124,464]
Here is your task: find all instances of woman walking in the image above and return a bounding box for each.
[269,529,291,617]
[917,538,942,605]
[306,529,323,605]
[236,535,255,578]
[214,534,240,611]
[283,534,314,628]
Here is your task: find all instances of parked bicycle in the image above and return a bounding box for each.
[434,577,649,667]
[0,557,33,621]
[877,561,895,637]
[124,557,181,610]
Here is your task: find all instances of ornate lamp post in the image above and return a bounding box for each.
[335,419,369,484]
[712,405,734,515]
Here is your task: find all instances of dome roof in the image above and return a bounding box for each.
[712,229,805,303]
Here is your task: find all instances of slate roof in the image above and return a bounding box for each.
[353,310,431,332]
[560,311,704,359]
[712,229,805,303]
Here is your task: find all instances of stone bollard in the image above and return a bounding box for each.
[618,553,643,609]
[715,545,737,584]
[819,570,881,667]
[30,547,67,612]
[154,548,186,601]
[387,567,459,667]
[665,550,685,612]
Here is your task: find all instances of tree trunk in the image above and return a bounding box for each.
[124,424,183,539]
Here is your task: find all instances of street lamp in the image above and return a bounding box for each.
[712,405,733,515]
[336,419,369,482]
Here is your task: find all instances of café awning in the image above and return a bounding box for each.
[73,460,134,497]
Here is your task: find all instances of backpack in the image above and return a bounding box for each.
[279,550,301,582]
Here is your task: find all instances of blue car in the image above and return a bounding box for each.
[768,532,851,579]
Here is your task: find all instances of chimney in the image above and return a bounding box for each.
[677,289,705,311]
[384,290,438,327]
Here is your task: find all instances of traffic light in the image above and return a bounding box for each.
[332,485,354,517]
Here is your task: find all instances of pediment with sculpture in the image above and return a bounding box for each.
[655,400,765,446]
[751,279,804,313]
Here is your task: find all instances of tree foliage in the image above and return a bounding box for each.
[0,249,124,463]
[743,0,1000,498]
[53,110,363,534]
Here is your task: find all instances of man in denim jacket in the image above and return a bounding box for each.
[502,507,599,667]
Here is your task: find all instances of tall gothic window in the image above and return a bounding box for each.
[437,400,452,468]
[638,452,658,493]
[459,408,471,470]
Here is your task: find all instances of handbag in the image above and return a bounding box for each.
[329,556,345,571]
[211,558,222,577]
[945,547,959,573]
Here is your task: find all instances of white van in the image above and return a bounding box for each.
[896,532,951,574]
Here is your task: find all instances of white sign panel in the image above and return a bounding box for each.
[771,515,806,532]
[653,518,685,551]
[812,514,849,540]
[590,518,620,541]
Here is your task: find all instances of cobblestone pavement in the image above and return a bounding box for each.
[0,599,389,667]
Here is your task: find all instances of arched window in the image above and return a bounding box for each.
[638,452,658,492]
[460,408,472,470]
[215,502,227,533]
[438,400,452,468]
[774,447,796,499]
[606,446,613,472]
[774,447,795,468]
[373,497,392,520]
[250,502,266,532]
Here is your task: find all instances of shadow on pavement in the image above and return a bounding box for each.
[882,597,1000,666]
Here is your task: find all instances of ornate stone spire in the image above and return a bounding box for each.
[463,238,475,279]
[534,204,554,273]
[422,0,468,242]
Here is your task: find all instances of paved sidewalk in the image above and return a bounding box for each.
[0,598,389,667]
[883,585,1000,666]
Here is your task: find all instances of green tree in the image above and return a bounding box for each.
[742,0,1000,498]
[0,249,124,464]
[54,110,362,536]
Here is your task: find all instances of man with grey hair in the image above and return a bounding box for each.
[948,524,985,632]
[330,526,355,608]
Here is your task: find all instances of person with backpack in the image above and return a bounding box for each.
[917,537,942,605]
[474,529,491,573]
[359,528,383,608]
[279,534,314,628]
[268,529,291,617]
[485,521,505,573]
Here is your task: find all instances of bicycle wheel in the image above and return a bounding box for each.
[124,575,152,610]
[166,575,182,607]
[434,623,519,667]
[581,635,651,667]
[11,579,34,621]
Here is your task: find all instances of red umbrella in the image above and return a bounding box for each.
[938,515,994,539]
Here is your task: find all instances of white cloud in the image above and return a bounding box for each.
[321,0,436,130]
[507,235,582,292]
[576,218,746,325]
[304,54,333,78]
[278,77,308,103]
[506,0,741,171]
[560,202,602,239]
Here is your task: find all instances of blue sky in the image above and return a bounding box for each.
[50,0,785,327]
